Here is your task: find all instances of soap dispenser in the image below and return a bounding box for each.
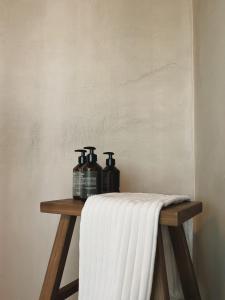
[102,152,120,193]
[73,149,87,200]
[80,146,102,201]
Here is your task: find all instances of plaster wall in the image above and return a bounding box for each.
[194,0,225,298]
[0,1,194,299]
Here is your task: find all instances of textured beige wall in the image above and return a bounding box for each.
[0,0,194,299]
[194,0,225,299]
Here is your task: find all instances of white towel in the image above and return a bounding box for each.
[79,193,190,300]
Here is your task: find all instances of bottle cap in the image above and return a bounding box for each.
[103,152,115,167]
[84,146,97,163]
[75,149,87,165]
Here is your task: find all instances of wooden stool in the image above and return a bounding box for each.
[39,199,202,300]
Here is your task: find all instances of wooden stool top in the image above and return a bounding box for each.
[40,199,202,226]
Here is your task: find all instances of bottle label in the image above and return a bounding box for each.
[81,170,98,199]
[73,171,81,197]
[73,171,85,197]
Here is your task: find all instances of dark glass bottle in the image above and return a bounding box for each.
[80,146,102,201]
[73,149,87,200]
[102,152,120,193]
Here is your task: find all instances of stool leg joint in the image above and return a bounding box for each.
[169,225,201,300]
[151,225,170,300]
[39,215,77,300]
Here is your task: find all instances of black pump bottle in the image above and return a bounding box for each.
[80,146,102,201]
[102,152,120,193]
[73,149,87,200]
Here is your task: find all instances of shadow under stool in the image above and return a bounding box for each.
[39,199,202,300]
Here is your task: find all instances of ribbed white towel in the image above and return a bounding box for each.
[79,193,190,300]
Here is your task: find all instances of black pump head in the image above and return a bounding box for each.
[84,146,97,163]
[103,152,115,167]
[75,149,86,165]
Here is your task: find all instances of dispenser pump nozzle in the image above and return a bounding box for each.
[103,152,115,167]
[84,146,97,163]
[75,149,86,165]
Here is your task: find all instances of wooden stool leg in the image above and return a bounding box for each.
[39,215,76,300]
[151,226,170,300]
[169,225,201,300]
